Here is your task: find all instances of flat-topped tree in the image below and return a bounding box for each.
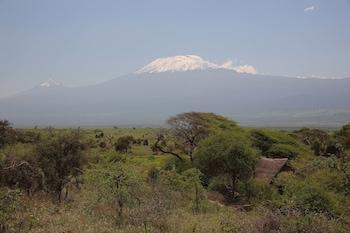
[154,112,238,163]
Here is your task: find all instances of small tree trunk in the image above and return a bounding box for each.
[65,186,69,200]
[230,174,237,202]
[116,200,124,225]
[194,182,199,213]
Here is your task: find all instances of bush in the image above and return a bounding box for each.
[83,159,143,225]
[147,167,159,184]
[114,136,134,153]
[283,181,337,215]
[238,179,279,203]
[280,213,348,233]
[250,129,309,160]
[0,144,42,196]
[336,123,350,149]
[0,120,16,149]
[15,130,42,144]
[251,130,274,153]
[37,131,86,202]
[0,188,20,231]
[195,132,257,202]
[265,144,298,159]
[159,168,206,212]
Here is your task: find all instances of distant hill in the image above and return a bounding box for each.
[0,56,349,127]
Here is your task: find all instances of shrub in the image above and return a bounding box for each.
[114,136,134,153]
[238,179,279,203]
[0,120,16,149]
[283,181,337,215]
[336,123,350,149]
[147,167,159,184]
[280,213,348,233]
[0,188,20,231]
[195,132,257,202]
[250,129,310,160]
[251,130,274,153]
[159,168,206,212]
[265,144,298,159]
[83,159,143,225]
[0,144,42,196]
[15,130,42,144]
[37,131,86,202]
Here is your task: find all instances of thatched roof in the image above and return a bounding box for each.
[255,157,288,182]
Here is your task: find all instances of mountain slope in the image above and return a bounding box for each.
[0,69,349,127]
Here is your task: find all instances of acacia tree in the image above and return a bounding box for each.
[195,132,257,202]
[154,112,233,163]
[37,130,86,202]
[84,159,142,225]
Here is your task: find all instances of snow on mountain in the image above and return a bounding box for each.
[136,55,257,74]
[39,78,63,88]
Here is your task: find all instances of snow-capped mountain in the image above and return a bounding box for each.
[0,57,349,127]
[39,78,63,88]
[136,55,257,74]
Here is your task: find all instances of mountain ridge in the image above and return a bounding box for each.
[0,69,349,127]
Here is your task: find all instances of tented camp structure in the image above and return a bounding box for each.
[254,157,289,183]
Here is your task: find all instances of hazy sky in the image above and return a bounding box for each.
[0,0,349,97]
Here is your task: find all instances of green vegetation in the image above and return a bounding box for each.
[0,113,349,232]
[195,132,257,202]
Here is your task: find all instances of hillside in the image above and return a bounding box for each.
[1,69,349,127]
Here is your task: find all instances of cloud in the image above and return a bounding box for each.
[219,60,257,74]
[304,5,316,12]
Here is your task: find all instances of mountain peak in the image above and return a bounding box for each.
[136,55,217,74]
[39,78,63,88]
[136,55,257,74]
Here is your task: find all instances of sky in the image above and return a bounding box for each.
[0,0,349,97]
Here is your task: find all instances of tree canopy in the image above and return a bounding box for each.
[154,112,238,162]
[195,132,258,201]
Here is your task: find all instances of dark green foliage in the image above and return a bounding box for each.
[147,167,159,185]
[114,135,134,153]
[335,123,350,149]
[142,139,149,146]
[94,129,104,139]
[251,129,307,159]
[326,138,344,156]
[0,188,20,231]
[293,128,347,156]
[238,179,279,203]
[283,181,337,215]
[154,112,238,163]
[159,168,206,212]
[251,130,274,153]
[0,120,16,149]
[195,132,257,201]
[15,130,42,144]
[37,131,86,201]
[265,144,298,159]
[0,158,42,196]
[98,141,107,148]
